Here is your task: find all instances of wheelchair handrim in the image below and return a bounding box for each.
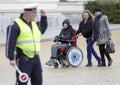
[66,46,83,67]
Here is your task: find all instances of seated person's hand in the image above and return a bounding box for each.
[54,36,62,42]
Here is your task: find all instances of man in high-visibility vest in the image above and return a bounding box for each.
[6,3,48,85]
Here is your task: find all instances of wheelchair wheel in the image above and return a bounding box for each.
[66,46,83,67]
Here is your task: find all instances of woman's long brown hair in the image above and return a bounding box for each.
[82,10,94,21]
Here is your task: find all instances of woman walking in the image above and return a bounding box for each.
[93,8,113,67]
[77,10,101,67]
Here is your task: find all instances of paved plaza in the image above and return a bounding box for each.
[0,30,120,85]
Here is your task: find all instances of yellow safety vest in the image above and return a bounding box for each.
[15,18,41,58]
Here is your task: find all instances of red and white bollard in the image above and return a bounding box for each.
[15,66,29,83]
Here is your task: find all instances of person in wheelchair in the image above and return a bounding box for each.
[45,19,74,66]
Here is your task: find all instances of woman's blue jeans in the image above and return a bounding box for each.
[86,38,101,64]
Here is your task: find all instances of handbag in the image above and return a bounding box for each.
[105,39,115,53]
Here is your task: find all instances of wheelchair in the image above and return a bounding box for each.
[53,29,83,68]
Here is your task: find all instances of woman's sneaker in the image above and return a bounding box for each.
[85,63,92,67]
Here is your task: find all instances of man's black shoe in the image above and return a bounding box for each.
[101,63,106,67]
[108,59,113,67]
[97,63,106,67]
[97,63,102,67]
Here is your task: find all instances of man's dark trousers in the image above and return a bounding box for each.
[16,55,42,85]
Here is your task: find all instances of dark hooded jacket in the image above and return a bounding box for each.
[55,19,74,43]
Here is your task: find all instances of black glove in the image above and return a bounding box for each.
[54,36,62,42]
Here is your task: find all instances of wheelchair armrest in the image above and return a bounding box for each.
[57,39,74,43]
[54,39,75,46]
[67,40,75,43]
[55,39,64,42]
[55,39,76,47]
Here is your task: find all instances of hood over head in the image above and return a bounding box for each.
[62,19,70,27]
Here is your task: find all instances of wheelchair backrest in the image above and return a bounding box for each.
[57,29,77,52]
[71,29,77,46]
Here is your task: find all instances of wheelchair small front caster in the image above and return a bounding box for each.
[66,64,70,68]
[54,62,59,68]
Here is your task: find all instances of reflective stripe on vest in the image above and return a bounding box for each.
[15,18,41,58]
